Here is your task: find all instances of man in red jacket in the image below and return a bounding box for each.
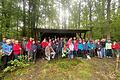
[112,41,120,58]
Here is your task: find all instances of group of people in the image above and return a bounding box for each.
[0,37,120,68]
[0,37,37,68]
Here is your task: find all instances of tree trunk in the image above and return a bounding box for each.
[22,0,26,36]
[106,0,111,39]
[88,0,92,40]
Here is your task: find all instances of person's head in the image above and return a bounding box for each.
[73,37,76,40]
[108,39,111,43]
[37,41,40,43]
[49,39,51,42]
[43,38,47,42]
[48,43,51,46]
[52,40,55,43]
[113,41,117,44]
[98,39,100,42]
[74,40,76,43]
[32,40,35,44]
[23,37,26,41]
[60,38,63,41]
[2,38,6,43]
[11,39,15,44]
[30,37,33,41]
[79,39,82,43]
[15,40,19,44]
[6,39,11,44]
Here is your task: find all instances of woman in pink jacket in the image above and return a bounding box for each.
[13,40,21,60]
[73,39,78,58]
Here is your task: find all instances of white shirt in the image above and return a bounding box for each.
[69,43,74,51]
[105,43,112,49]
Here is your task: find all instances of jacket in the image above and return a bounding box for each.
[2,43,12,55]
[112,43,120,50]
[13,43,21,55]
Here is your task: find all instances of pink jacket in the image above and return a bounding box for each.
[74,42,78,51]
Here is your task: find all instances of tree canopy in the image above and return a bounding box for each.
[0,0,120,40]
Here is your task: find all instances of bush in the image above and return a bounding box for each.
[3,55,29,73]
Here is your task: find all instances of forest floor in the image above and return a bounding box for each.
[0,58,120,80]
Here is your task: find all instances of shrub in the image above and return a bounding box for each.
[3,55,29,73]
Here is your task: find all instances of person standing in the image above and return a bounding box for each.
[21,37,27,56]
[101,39,106,58]
[26,38,33,61]
[105,39,112,58]
[68,41,74,59]
[112,41,120,59]
[13,40,21,60]
[73,39,78,58]
[2,39,12,68]
[30,40,37,63]
[96,40,102,58]
[78,39,83,57]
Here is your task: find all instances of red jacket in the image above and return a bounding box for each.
[13,43,21,55]
[26,40,33,50]
[41,41,48,48]
[112,43,120,50]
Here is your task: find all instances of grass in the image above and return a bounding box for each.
[0,58,120,80]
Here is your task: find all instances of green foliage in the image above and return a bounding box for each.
[3,55,29,73]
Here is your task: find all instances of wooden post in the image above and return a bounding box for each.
[83,32,86,39]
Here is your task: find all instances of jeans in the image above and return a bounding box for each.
[73,50,78,58]
[97,50,102,58]
[68,51,73,59]
[1,55,10,68]
[101,48,106,58]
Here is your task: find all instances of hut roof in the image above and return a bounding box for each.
[36,28,90,33]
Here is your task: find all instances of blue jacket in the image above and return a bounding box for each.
[0,42,6,47]
[30,44,37,52]
[91,43,96,49]
[2,43,12,55]
[87,41,91,50]
[78,43,83,50]
[87,42,95,50]
[83,43,88,50]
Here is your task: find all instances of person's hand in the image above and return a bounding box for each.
[34,50,36,52]
[8,52,12,56]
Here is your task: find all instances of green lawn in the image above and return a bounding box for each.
[0,58,120,80]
